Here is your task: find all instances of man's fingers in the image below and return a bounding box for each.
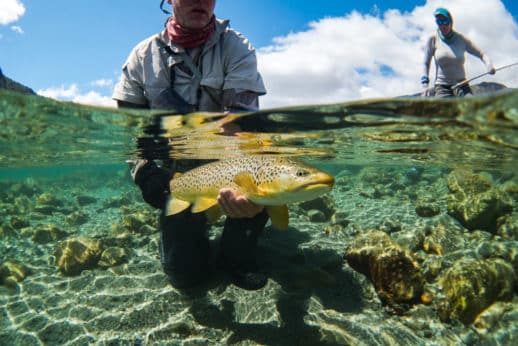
[217,189,263,218]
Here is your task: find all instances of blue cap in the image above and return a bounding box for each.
[434,8,452,21]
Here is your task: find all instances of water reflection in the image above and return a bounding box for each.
[0,88,516,169]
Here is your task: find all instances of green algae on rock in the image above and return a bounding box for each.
[422,224,466,256]
[344,231,425,312]
[415,201,440,217]
[65,211,90,226]
[98,247,129,268]
[446,170,514,233]
[31,224,69,244]
[438,258,515,325]
[0,261,30,287]
[496,213,518,241]
[54,238,103,276]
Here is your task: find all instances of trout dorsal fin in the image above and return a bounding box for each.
[266,205,289,231]
[166,197,191,216]
[234,172,259,195]
[191,196,218,213]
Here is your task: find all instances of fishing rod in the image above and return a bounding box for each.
[452,61,518,89]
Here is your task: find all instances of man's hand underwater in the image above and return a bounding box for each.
[217,188,264,218]
[126,159,148,181]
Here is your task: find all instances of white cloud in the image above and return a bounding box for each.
[73,91,116,107]
[11,25,23,34]
[38,84,116,108]
[257,0,518,108]
[0,0,25,25]
[91,79,114,88]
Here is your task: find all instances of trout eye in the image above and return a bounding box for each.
[296,169,309,177]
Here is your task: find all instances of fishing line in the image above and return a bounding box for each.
[452,61,518,89]
[405,61,518,97]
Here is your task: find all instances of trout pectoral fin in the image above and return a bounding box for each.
[266,205,289,231]
[166,197,191,216]
[205,205,223,224]
[234,172,258,195]
[192,197,218,213]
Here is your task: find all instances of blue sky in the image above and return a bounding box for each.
[1,0,518,108]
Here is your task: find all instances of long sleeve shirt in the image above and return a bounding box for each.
[113,18,266,112]
[423,31,493,85]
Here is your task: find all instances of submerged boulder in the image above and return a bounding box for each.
[422,224,465,256]
[437,258,515,325]
[344,231,425,312]
[0,261,30,287]
[31,224,69,244]
[54,238,103,276]
[98,247,128,268]
[446,170,513,233]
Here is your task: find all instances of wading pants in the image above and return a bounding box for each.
[159,208,269,288]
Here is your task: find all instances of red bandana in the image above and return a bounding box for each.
[166,16,216,49]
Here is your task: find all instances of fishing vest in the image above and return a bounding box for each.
[113,19,266,113]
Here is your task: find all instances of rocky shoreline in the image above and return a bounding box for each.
[0,69,35,95]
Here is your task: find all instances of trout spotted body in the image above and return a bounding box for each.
[167,156,334,230]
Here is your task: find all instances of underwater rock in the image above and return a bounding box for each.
[472,301,517,335]
[76,195,97,206]
[344,230,425,312]
[0,224,17,238]
[323,223,343,235]
[422,224,465,256]
[307,209,326,223]
[54,238,103,276]
[122,213,147,232]
[358,167,397,186]
[298,195,335,219]
[36,192,64,207]
[415,202,440,217]
[474,240,518,278]
[98,247,128,268]
[118,210,157,235]
[65,211,90,226]
[496,213,518,240]
[10,179,40,197]
[438,258,515,325]
[14,195,32,214]
[103,195,132,209]
[331,211,350,228]
[421,256,444,281]
[33,205,57,215]
[0,202,15,217]
[446,170,514,233]
[0,261,30,287]
[31,224,69,244]
[34,192,67,215]
[448,189,513,234]
[447,169,493,195]
[378,218,402,234]
[9,215,30,229]
[501,180,518,201]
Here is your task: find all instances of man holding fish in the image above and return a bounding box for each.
[114,0,334,290]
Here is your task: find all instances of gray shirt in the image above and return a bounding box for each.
[423,31,493,85]
[113,18,266,112]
